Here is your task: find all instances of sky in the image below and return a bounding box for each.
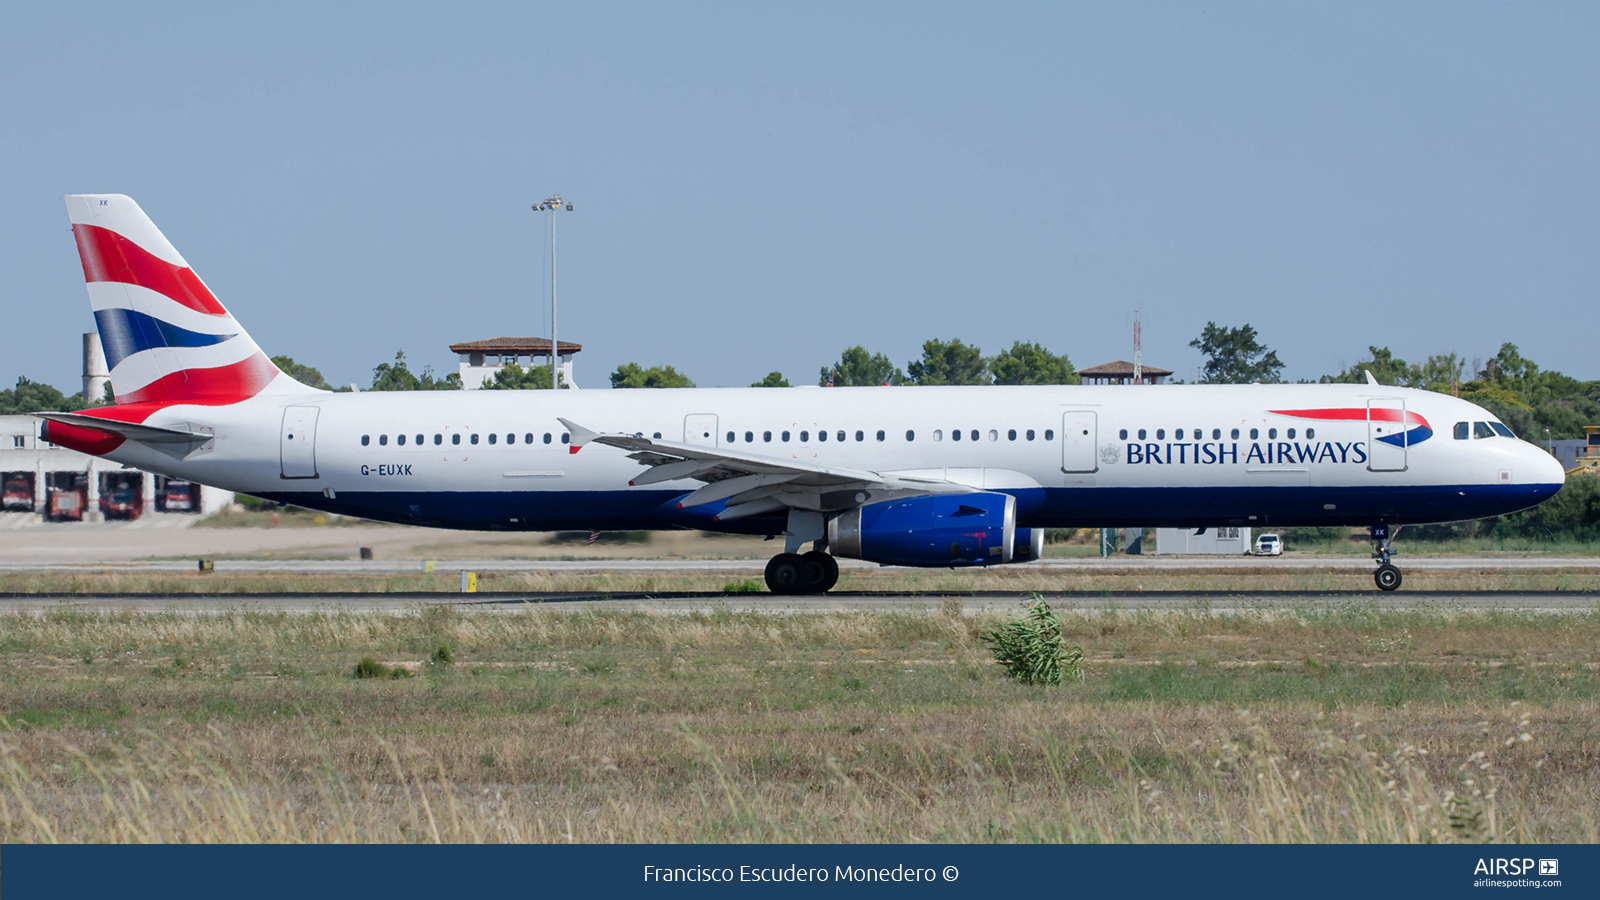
[2,3,1596,393]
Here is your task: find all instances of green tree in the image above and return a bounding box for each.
[908,338,990,385]
[610,363,695,389]
[0,377,91,414]
[989,341,1079,385]
[820,347,904,386]
[270,355,332,391]
[484,362,566,390]
[369,351,461,391]
[1190,322,1285,384]
[750,371,790,388]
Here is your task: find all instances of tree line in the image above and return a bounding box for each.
[7,326,1594,443]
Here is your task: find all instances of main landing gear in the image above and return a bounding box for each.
[1370,524,1402,591]
[764,550,839,595]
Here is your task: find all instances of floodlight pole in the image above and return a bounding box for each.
[535,195,572,389]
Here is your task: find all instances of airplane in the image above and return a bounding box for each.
[37,194,1568,593]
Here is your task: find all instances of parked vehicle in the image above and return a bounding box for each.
[1254,533,1283,556]
[101,487,143,519]
[163,481,196,512]
[48,487,86,521]
[2,474,33,511]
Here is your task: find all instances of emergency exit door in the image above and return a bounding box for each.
[683,414,719,447]
[1061,411,1098,473]
[280,407,320,479]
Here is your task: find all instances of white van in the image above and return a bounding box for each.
[1253,533,1283,556]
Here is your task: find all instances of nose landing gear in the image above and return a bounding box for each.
[763,549,839,594]
[1371,524,1402,591]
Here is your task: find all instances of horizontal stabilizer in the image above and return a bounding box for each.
[35,411,207,445]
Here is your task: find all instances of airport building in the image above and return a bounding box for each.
[452,337,582,389]
[1153,526,1253,555]
[1078,360,1173,385]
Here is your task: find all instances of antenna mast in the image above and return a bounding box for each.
[1132,309,1143,385]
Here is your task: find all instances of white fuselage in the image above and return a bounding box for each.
[94,383,1567,534]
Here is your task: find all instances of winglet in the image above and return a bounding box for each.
[1365,370,1379,387]
[557,417,597,454]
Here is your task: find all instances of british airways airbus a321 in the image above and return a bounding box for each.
[37,195,1567,593]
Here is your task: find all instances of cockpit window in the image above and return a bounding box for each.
[1490,422,1515,438]
[1453,422,1469,440]
[1473,422,1495,439]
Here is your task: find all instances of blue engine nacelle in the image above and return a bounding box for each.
[827,492,1031,568]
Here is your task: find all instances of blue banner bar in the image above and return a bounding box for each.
[3,844,1592,898]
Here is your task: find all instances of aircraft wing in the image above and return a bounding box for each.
[559,418,972,520]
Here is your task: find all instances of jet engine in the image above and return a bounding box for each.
[827,492,1036,567]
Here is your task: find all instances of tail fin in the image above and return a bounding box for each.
[64,194,312,407]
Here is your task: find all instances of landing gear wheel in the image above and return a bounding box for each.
[764,553,806,594]
[800,550,839,594]
[1375,564,1402,592]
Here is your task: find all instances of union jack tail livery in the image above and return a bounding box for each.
[64,194,313,410]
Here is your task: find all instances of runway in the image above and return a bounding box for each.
[1,555,1596,575]
[3,589,1594,614]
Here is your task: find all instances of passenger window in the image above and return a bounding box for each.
[415,434,423,445]
[1156,429,1165,440]
[745,431,754,442]
[1306,428,1315,439]
[488,433,497,445]
[1026,429,1035,441]
[1286,428,1295,439]
[543,433,552,444]
[837,430,846,442]
[507,433,516,444]
[1453,422,1469,440]
[1491,423,1514,438]
[1231,428,1240,440]
[379,435,388,446]
[1137,429,1147,440]
[764,431,772,442]
[989,430,998,441]
[1175,429,1184,440]
[782,431,791,442]
[952,429,961,441]
[1268,428,1277,439]
[801,431,811,442]
[855,430,864,442]
[1119,429,1127,440]
[1045,429,1054,440]
[971,430,979,441]
[933,430,943,441]
[876,430,885,441]
[521,433,531,444]
[361,435,370,446]
[1474,422,1494,439]
[1008,429,1017,441]
[471,434,479,445]
[818,430,827,442]
[397,434,407,446]
[1249,429,1259,440]
[905,430,915,441]
[561,433,569,444]
[452,434,461,445]
[1212,429,1221,440]
[726,431,735,443]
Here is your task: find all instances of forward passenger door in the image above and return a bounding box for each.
[1061,411,1097,473]
[1367,399,1407,472]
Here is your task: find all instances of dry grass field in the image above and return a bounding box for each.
[2,598,1598,843]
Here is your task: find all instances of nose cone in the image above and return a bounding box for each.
[1524,443,1567,503]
